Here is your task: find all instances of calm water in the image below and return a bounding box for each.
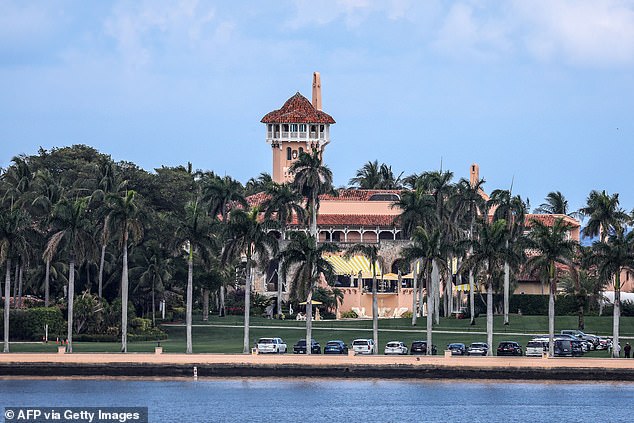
[1,378,634,422]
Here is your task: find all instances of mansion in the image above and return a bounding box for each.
[250,72,582,317]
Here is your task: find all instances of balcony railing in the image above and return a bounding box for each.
[267,130,327,141]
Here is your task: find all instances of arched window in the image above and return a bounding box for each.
[286,147,292,160]
[299,147,304,155]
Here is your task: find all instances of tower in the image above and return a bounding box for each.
[261,72,335,183]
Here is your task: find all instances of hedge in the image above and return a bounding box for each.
[468,294,591,317]
[0,307,65,341]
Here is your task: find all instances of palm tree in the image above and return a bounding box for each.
[534,191,571,215]
[586,230,634,357]
[0,208,31,352]
[245,172,273,196]
[31,169,65,307]
[526,217,577,357]
[131,240,172,326]
[262,182,305,318]
[202,175,247,222]
[289,148,334,238]
[174,199,217,353]
[222,207,278,353]
[44,198,95,353]
[579,190,629,242]
[344,244,383,354]
[349,160,381,189]
[401,226,446,354]
[451,177,486,325]
[91,159,127,299]
[281,232,337,354]
[107,190,143,353]
[462,219,516,355]
[488,190,527,325]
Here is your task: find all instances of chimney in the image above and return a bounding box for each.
[470,163,479,187]
[312,72,322,110]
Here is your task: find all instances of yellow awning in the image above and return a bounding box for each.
[324,255,382,276]
[381,273,400,281]
[455,284,470,292]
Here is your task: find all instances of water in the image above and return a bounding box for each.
[1,378,633,422]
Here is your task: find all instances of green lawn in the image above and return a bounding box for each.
[6,314,631,356]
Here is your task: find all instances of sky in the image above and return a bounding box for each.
[1,0,633,214]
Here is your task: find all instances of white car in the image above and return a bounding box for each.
[384,341,408,355]
[352,339,375,355]
[525,339,548,357]
[256,337,287,354]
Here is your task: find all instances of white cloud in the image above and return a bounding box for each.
[513,0,634,66]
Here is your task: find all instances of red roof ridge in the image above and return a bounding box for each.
[261,92,335,124]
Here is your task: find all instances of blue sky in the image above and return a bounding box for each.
[1,0,633,213]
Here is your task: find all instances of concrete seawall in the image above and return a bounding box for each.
[0,354,633,381]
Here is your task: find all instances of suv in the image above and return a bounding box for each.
[256,337,287,354]
[497,341,522,356]
[384,341,408,355]
[324,340,348,355]
[526,339,548,357]
[561,330,599,350]
[352,339,375,355]
[410,341,437,355]
[293,339,321,354]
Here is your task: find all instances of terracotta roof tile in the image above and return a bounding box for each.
[261,92,335,124]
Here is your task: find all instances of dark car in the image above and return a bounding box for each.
[324,340,348,355]
[554,339,574,357]
[293,339,321,354]
[497,341,523,356]
[447,343,467,356]
[410,341,437,355]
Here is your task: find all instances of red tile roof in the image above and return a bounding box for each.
[525,214,580,228]
[317,214,399,227]
[261,92,335,124]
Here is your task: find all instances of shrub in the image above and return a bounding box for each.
[340,310,358,319]
[0,307,65,341]
[401,311,413,319]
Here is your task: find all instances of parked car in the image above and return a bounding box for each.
[352,339,375,355]
[447,343,467,356]
[497,341,522,356]
[561,330,599,350]
[410,341,437,355]
[324,340,348,355]
[525,339,548,357]
[553,339,574,357]
[597,337,612,350]
[293,339,321,354]
[256,337,287,354]
[384,341,408,355]
[467,342,489,356]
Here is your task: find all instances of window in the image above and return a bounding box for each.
[282,124,289,131]
[299,147,304,155]
[290,124,298,132]
[299,124,306,132]
[286,147,292,160]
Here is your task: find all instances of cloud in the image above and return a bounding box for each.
[514,0,634,66]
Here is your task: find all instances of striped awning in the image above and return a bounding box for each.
[324,255,382,276]
[455,284,470,292]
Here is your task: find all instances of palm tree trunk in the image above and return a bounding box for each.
[486,278,493,356]
[44,257,50,307]
[613,274,621,358]
[411,260,418,325]
[469,268,475,325]
[3,259,11,353]
[202,288,209,322]
[151,278,156,327]
[121,232,129,353]
[67,259,75,353]
[17,263,23,308]
[243,258,251,354]
[219,284,226,317]
[306,286,313,355]
[12,261,18,309]
[426,265,433,355]
[372,266,378,355]
[86,262,91,293]
[277,253,284,319]
[504,257,510,325]
[548,276,555,357]
[310,194,317,238]
[186,248,193,354]
[433,260,440,324]
[98,243,106,298]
